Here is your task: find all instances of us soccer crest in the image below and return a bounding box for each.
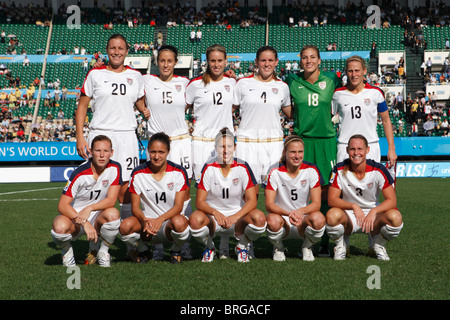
[127,78,133,85]
[364,98,371,105]
[367,182,374,189]
[232,178,239,186]
[167,182,174,191]
[300,179,307,188]
[224,85,230,92]
[102,180,109,188]
[272,88,278,94]
[175,85,182,92]
[319,81,326,90]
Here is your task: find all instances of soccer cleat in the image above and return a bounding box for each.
[333,243,347,260]
[84,250,97,265]
[136,250,151,263]
[301,246,315,262]
[201,248,215,262]
[170,251,183,264]
[235,246,250,263]
[62,247,76,267]
[373,243,390,261]
[272,247,286,262]
[97,251,111,267]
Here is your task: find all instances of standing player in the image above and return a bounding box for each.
[189,128,267,263]
[265,135,325,261]
[285,45,341,256]
[51,135,122,267]
[332,55,397,177]
[326,134,403,261]
[185,44,236,184]
[119,133,190,264]
[141,45,192,259]
[232,45,292,186]
[76,33,150,221]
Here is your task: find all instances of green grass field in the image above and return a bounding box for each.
[0,178,448,303]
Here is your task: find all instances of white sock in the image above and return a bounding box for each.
[376,223,404,246]
[266,227,286,250]
[120,232,140,248]
[191,225,214,249]
[99,219,120,254]
[51,229,72,251]
[236,223,267,248]
[303,225,325,248]
[326,224,345,246]
[170,226,190,252]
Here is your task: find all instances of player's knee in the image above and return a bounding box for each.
[171,214,189,232]
[119,218,134,235]
[266,213,284,232]
[309,211,326,229]
[103,207,120,221]
[52,215,72,234]
[251,209,266,227]
[385,209,403,227]
[326,208,343,226]
[188,210,207,229]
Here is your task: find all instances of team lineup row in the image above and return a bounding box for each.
[50,33,402,266]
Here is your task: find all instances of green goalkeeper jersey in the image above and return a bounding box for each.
[286,71,341,139]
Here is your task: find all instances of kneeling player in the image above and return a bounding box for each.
[326,134,403,261]
[265,135,325,261]
[189,128,266,263]
[119,133,190,264]
[51,135,122,267]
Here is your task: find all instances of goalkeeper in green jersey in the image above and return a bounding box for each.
[285,45,341,257]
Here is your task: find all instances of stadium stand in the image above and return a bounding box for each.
[0,0,449,144]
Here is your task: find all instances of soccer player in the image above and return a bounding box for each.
[119,133,190,264]
[189,128,267,263]
[51,135,122,267]
[326,134,403,261]
[265,135,325,261]
[185,44,236,184]
[331,56,396,163]
[332,55,397,177]
[141,45,193,259]
[76,33,150,220]
[232,45,292,185]
[142,45,192,178]
[285,45,341,256]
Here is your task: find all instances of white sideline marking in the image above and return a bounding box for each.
[0,186,61,196]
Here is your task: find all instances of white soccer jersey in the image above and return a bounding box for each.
[196,158,256,216]
[332,83,388,144]
[233,75,291,139]
[128,160,189,219]
[329,159,394,210]
[185,75,235,138]
[81,66,145,131]
[144,74,190,136]
[265,161,323,211]
[62,159,122,213]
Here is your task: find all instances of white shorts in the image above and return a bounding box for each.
[191,139,217,184]
[235,139,283,184]
[167,136,193,180]
[344,208,371,234]
[143,220,172,245]
[88,130,139,182]
[71,209,102,241]
[280,214,307,240]
[337,141,381,163]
